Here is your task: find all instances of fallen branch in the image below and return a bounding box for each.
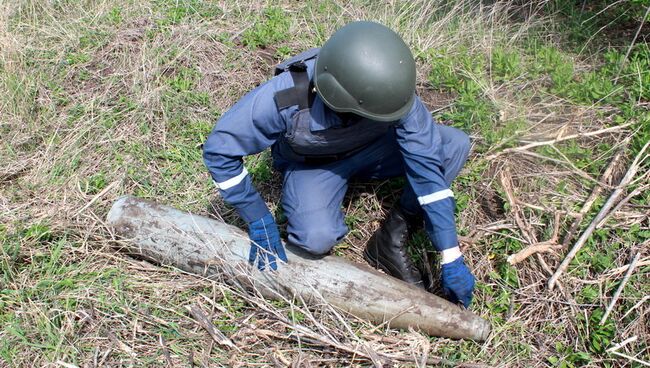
[186,304,238,351]
[507,242,562,265]
[601,256,650,279]
[75,180,120,217]
[499,168,534,244]
[548,140,650,290]
[608,351,650,367]
[597,180,650,228]
[622,296,649,320]
[486,122,633,160]
[159,334,173,367]
[561,139,629,247]
[508,212,562,265]
[614,4,650,81]
[600,252,642,324]
[499,169,575,302]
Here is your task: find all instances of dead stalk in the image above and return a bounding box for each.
[186,304,239,351]
[600,252,642,324]
[486,122,633,160]
[548,141,650,289]
[561,138,630,247]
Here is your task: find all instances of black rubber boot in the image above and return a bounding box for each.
[363,205,425,289]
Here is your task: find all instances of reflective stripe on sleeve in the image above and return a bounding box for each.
[417,189,454,206]
[214,167,249,190]
[440,246,462,264]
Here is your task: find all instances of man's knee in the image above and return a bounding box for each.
[448,127,471,162]
[288,224,344,256]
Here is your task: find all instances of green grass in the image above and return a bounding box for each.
[1,0,648,366]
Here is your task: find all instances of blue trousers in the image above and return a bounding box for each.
[277,126,470,255]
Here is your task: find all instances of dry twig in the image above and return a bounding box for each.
[601,257,650,279]
[486,122,633,160]
[507,241,562,265]
[622,296,649,320]
[186,304,239,351]
[597,179,650,228]
[600,252,642,325]
[614,4,650,82]
[548,141,650,289]
[501,170,561,264]
[159,334,173,367]
[507,211,562,265]
[560,139,629,247]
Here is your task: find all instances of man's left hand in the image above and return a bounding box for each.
[441,256,475,308]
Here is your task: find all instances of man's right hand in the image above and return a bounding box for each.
[248,213,287,271]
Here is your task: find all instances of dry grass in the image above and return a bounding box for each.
[1,0,648,367]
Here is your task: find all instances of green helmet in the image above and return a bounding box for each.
[314,21,416,122]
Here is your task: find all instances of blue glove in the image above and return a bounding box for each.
[441,256,475,308]
[248,213,288,271]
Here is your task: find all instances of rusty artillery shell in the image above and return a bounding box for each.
[107,195,491,341]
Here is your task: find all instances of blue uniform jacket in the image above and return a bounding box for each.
[203,59,458,251]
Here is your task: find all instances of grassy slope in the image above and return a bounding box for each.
[1,0,648,366]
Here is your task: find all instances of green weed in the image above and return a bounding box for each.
[64,52,90,66]
[154,0,223,26]
[548,341,592,368]
[491,47,523,82]
[107,6,123,25]
[245,151,274,183]
[584,309,616,353]
[2,0,649,366]
[241,7,291,49]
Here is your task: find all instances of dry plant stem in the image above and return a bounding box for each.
[499,168,579,306]
[55,361,79,368]
[107,330,136,358]
[239,283,489,368]
[561,139,629,247]
[548,140,650,290]
[485,122,633,160]
[597,180,650,228]
[507,242,561,265]
[615,4,650,81]
[270,323,490,368]
[158,335,173,367]
[602,253,650,279]
[607,336,638,352]
[609,351,650,367]
[517,200,581,218]
[507,212,561,265]
[622,296,649,320]
[186,304,239,351]
[509,149,605,186]
[499,168,533,244]
[74,180,120,217]
[501,169,561,264]
[600,252,642,325]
